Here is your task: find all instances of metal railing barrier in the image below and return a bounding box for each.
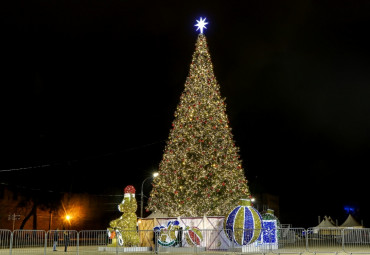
[342,228,370,254]
[0,229,11,253]
[11,230,46,255]
[306,227,344,254]
[46,230,77,253]
[271,227,307,254]
[0,228,370,254]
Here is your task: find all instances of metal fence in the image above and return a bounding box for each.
[342,228,370,254]
[45,230,78,253]
[0,229,11,251]
[272,227,307,254]
[0,228,370,254]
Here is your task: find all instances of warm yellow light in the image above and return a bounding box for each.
[153,172,159,178]
[146,34,251,217]
[65,215,71,221]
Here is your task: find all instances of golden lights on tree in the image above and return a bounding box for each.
[147,33,251,217]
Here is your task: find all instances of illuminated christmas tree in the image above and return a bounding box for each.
[147,18,251,217]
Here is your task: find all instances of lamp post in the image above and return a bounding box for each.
[140,172,158,218]
[8,213,21,231]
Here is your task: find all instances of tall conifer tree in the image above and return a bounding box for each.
[147,32,250,217]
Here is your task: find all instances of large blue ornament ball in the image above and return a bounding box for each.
[224,199,263,246]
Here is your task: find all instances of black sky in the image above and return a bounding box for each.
[1,0,370,228]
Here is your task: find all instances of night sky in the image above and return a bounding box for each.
[1,0,370,228]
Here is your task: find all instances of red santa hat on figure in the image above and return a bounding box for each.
[118,185,136,210]
[124,185,136,199]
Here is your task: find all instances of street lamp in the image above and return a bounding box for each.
[140,172,159,218]
[65,215,71,222]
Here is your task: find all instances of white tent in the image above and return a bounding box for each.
[316,216,336,228]
[340,214,363,228]
[139,213,228,249]
[313,216,338,235]
[146,211,169,219]
[327,216,336,226]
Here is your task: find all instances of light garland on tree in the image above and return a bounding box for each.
[147,18,251,217]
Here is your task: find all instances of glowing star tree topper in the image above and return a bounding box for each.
[195,17,208,34]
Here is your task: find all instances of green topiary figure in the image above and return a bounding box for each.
[107,185,140,246]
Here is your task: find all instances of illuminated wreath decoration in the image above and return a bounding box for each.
[154,221,180,247]
[184,226,203,246]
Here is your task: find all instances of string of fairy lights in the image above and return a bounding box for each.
[147,19,251,217]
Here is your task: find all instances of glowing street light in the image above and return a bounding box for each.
[63,214,72,230]
[140,172,158,218]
